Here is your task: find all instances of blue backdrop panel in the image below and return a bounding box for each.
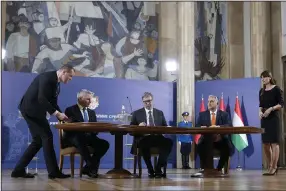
[194,78,262,170]
[2,71,176,170]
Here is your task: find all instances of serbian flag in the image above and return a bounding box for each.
[194,95,205,144]
[219,93,225,111]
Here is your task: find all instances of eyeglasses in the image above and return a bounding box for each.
[143,99,152,103]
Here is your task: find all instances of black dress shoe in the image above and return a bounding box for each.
[148,173,155,178]
[154,169,164,178]
[11,170,35,178]
[48,173,71,179]
[148,169,155,178]
[155,172,167,178]
[82,168,98,178]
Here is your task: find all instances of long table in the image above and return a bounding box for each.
[55,122,264,178]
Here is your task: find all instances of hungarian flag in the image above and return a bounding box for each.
[231,96,248,152]
[194,95,205,144]
[219,93,225,111]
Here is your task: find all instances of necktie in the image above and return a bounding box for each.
[83,108,89,122]
[211,112,216,126]
[148,111,155,126]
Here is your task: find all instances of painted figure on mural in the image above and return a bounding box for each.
[31,27,88,73]
[125,57,158,80]
[90,42,143,78]
[4,1,159,81]
[177,112,193,169]
[5,15,38,72]
[194,2,227,81]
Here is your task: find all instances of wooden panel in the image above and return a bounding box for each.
[55,122,264,134]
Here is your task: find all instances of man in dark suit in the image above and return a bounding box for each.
[64,89,109,178]
[12,65,75,179]
[130,92,173,178]
[196,95,233,173]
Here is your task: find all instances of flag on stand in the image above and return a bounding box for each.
[219,93,225,111]
[231,95,248,152]
[194,95,205,144]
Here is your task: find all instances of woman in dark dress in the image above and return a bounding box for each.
[259,70,284,176]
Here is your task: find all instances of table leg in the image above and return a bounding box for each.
[191,135,229,178]
[100,133,138,179]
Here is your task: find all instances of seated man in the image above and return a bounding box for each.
[64,89,109,178]
[130,92,173,178]
[196,95,233,174]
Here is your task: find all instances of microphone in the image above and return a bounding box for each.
[126,96,133,113]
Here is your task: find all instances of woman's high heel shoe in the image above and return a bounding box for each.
[264,168,278,176]
[262,166,271,176]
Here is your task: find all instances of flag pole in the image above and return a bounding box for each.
[236,150,242,171]
[235,92,243,171]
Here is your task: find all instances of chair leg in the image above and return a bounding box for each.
[70,154,75,178]
[79,156,84,178]
[138,155,142,177]
[59,155,64,172]
[133,155,137,175]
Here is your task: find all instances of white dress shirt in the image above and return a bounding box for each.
[78,103,89,121]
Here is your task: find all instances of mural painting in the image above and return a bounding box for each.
[3,1,159,81]
[194,2,227,81]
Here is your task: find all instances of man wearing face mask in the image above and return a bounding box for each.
[63,89,110,178]
[130,92,173,178]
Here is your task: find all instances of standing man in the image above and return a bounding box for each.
[177,112,193,169]
[130,92,173,178]
[11,65,75,179]
[64,89,110,178]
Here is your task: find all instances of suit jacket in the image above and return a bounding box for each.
[19,71,61,119]
[196,110,234,155]
[63,104,97,147]
[64,104,97,132]
[130,107,167,154]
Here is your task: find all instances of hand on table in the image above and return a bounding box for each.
[139,122,146,126]
[56,112,69,121]
[210,125,220,128]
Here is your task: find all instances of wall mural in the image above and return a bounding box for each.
[194,1,227,81]
[3,1,159,81]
